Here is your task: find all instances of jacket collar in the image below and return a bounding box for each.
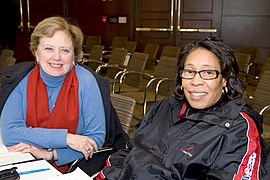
[168,96,260,130]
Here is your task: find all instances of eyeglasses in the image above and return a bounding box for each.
[179,69,221,80]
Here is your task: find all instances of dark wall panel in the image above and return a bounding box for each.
[222,17,270,48]
[221,0,270,64]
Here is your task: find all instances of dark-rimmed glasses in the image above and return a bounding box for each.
[179,69,221,80]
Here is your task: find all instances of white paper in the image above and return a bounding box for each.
[48,167,92,180]
[0,159,62,180]
[0,152,35,166]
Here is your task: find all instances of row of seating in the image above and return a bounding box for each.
[81,37,270,141]
[81,43,180,136]
[82,35,181,69]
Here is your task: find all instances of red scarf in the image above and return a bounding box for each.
[26,65,79,173]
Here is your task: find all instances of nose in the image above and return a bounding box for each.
[190,73,204,85]
[53,49,62,60]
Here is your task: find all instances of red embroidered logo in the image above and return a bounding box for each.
[180,147,193,157]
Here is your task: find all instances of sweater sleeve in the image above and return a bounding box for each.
[0,76,68,148]
[55,66,106,166]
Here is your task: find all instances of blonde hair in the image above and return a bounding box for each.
[30,16,83,62]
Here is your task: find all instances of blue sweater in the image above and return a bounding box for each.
[0,65,106,166]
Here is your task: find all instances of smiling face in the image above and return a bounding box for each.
[35,31,74,77]
[182,48,227,109]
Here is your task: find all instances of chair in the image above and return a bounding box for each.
[0,49,16,69]
[143,43,159,71]
[112,52,149,93]
[84,35,102,55]
[235,53,252,87]
[246,69,270,142]
[110,93,136,135]
[245,57,270,98]
[159,46,181,59]
[122,41,138,66]
[96,48,127,81]
[67,93,136,175]
[124,41,137,54]
[117,56,178,118]
[102,36,128,62]
[82,45,105,70]
[239,47,258,64]
[239,47,259,76]
[235,53,252,73]
[110,36,128,50]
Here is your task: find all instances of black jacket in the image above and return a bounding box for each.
[0,61,129,175]
[100,96,270,180]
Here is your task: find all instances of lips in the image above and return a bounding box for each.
[49,63,62,68]
[190,92,207,97]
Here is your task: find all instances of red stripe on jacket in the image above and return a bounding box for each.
[233,112,261,180]
[95,156,112,180]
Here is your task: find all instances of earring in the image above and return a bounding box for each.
[180,85,183,91]
[222,86,228,94]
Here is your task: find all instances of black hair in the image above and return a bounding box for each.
[173,36,244,102]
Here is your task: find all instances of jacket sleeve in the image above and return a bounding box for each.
[98,99,181,180]
[206,112,263,180]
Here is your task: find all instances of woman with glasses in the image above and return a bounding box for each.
[97,37,270,179]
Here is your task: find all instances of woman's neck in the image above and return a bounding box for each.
[39,66,71,88]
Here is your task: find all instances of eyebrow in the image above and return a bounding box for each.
[185,64,219,69]
[40,44,73,49]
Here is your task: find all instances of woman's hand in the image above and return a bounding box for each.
[7,142,32,153]
[7,142,55,161]
[66,133,98,160]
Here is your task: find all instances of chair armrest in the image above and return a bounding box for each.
[260,105,270,115]
[67,147,114,173]
[142,77,165,115]
[246,62,254,74]
[155,78,172,98]
[115,70,154,93]
[83,58,103,63]
[239,71,255,78]
[95,63,124,74]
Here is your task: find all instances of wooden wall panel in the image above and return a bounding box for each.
[222,0,270,15]
[221,0,270,64]
[183,0,213,12]
[69,0,133,49]
[222,17,270,48]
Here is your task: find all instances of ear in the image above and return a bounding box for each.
[34,50,39,63]
[222,78,227,87]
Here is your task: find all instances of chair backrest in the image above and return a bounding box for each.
[235,52,252,86]
[235,53,252,73]
[154,56,177,78]
[124,52,149,89]
[84,45,105,71]
[111,36,128,50]
[124,41,137,54]
[239,47,258,64]
[105,48,127,79]
[89,45,104,61]
[84,36,102,54]
[108,48,128,66]
[259,57,270,77]
[0,49,16,69]
[110,93,136,134]
[160,46,181,59]
[252,69,270,125]
[143,43,159,70]
[153,56,178,96]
